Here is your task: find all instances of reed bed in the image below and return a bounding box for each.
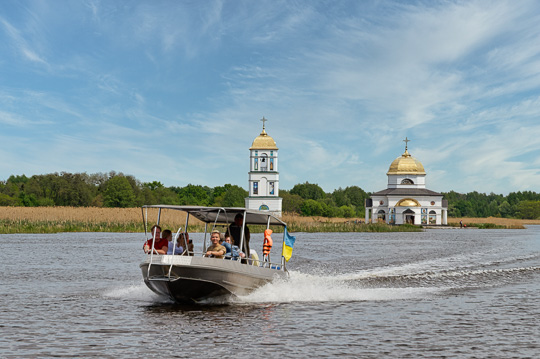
[1,207,534,233]
[0,207,416,234]
[447,217,540,229]
[0,206,204,234]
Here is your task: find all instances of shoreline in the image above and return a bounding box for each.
[0,207,538,234]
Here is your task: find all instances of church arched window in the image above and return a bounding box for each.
[260,153,268,171]
[254,151,258,170]
[429,210,436,224]
[401,178,414,185]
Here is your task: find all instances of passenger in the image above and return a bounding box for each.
[162,229,172,246]
[220,234,232,258]
[228,235,246,260]
[143,225,168,254]
[174,231,193,255]
[167,232,185,255]
[226,213,251,258]
[184,235,194,255]
[205,230,226,259]
[221,234,245,260]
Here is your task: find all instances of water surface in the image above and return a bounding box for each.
[1,227,539,358]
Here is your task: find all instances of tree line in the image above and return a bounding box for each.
[1,172,539,219]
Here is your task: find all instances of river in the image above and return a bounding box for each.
[1,226,539,358]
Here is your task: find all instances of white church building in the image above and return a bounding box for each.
[245,118,283,216]
[365,139,448,225]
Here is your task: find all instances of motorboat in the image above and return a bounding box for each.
[139,205,294,303]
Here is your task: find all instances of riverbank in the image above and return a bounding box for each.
[447,217,540,229]
[0,206,417,233]
[1,207,538,233]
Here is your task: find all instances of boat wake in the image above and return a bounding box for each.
[102,283,172,304]
[238,271,446,303]
[238,252,540,304]
[104,251,540,305]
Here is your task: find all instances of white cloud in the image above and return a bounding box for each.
[2,0,540,195]
[0,17,47,65]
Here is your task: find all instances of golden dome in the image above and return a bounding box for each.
[250,128,278,150]
[387,149,425,175]
[396,198,421,207]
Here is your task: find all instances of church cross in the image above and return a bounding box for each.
[403,137,410,150]
[261,116,268,130]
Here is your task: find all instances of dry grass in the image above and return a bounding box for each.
[281,212,364,224]
[0,207,371,233]
[0,207,357,225]
[448,217,540,227]
[0,206,144,222]
[0,206,199,233]
[2,207,537,233]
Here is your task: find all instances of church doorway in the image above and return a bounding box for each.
[377,210,386,223]
[403,209,415,224]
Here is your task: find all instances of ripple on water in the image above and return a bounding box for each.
[1,228,540,358]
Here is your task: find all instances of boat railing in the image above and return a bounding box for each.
[147,251,286,272]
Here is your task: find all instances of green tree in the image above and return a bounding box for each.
[141,181,177,205]
[0,193,19,206]
[301,199,324,216]
[331,188,350,207]
[343,186,368,214]
[340,205,356,218]
[515,200,540,219]
[176,184,212,205]
[103,176,136,207]
[139,187,157,206]
[281,191,304,214]
[144,181,164,191]
[290,182,326,201]
[213,184,247,207]
[498,201,514,218]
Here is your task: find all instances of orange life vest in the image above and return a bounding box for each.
[263,229,273,256]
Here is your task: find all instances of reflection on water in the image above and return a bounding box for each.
[1,227,540,357]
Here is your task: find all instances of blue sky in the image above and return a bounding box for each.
[1,0,540,195]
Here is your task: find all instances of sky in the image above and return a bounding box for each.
[1,0,540,195]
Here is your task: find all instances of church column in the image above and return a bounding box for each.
[443,209,447,225]
[365,208,370,224]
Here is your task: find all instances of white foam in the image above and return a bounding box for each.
[102,283,169,303]
[238,271,442,303]
[336,251,540,282]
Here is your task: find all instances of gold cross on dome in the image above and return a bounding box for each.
[260,116,268,129]
[403,137,410,150]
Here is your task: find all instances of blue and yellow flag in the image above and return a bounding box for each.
[282,226,296,262]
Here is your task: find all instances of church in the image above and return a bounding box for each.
[245,118,283,216]
[365,138,448,225]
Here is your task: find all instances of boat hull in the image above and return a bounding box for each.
[140,255,287,303]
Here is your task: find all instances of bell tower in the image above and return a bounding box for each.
[245,117,282,216]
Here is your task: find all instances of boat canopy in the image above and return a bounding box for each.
[141,205,287,227]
